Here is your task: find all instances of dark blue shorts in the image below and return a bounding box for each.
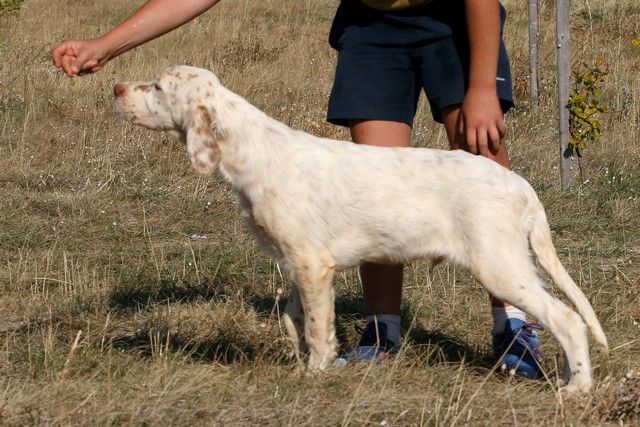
[327,0,514,126]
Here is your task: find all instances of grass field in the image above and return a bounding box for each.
[1,0,639,424]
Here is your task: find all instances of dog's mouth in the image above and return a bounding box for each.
[112,99,181,138]
[112,98,128,120]
[112,98,149,127]
[112,100,149,129]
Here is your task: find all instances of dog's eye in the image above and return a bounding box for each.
[154,83,163,92]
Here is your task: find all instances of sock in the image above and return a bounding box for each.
[492,306,527,334]
[366,314,401,345]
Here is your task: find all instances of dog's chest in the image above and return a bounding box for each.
[237,191,284,258]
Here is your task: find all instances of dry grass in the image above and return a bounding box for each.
[1,0,639,425]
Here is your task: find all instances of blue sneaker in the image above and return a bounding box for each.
[335,321,399,365]
[492,319,544,379]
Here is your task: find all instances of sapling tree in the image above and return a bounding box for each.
[566,58,609,182]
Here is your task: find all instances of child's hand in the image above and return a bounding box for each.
[51,39,110,77]
[460,87,506,158]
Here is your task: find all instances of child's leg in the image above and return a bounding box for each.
[349,119,411,348]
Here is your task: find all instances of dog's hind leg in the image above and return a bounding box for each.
[513,286,590,395]
[289,256,338,372]
[471,250,592,395]
[282,284,308,363]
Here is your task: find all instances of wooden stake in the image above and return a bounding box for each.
[528,0,540,102]
[556,0,573,188]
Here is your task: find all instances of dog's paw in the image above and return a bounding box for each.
[560,384,585,398]
[559,378,592,397]
[307,353,337,372]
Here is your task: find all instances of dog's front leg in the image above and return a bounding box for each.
[291,260,338,371]
[282,284,308,363]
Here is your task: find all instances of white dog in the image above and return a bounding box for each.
[113,66,607,395]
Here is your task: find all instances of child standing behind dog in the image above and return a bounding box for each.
[52,0,545,378]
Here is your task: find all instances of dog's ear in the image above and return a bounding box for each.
[186,105,222,175]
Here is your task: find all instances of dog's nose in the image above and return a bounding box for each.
[113,83,127,97]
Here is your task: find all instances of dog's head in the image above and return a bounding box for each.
[113,66,226,175]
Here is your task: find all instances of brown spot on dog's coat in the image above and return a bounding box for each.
[194,105,229,143]
[197,105,213,127]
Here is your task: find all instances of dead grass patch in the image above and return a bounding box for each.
[0,0,638,424]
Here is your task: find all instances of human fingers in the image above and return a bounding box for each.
[489,115,507,154]
[465,121,479,155]
[68,42,98,75]
[488,125,502,155]
[52,40,104,77]
[51,43,65,67]
[51,41,79,68]
[53,41,87,77]
[71,57,102,76]
[476,127,491,158]
[52,41,77,76]
[60,51,79,77]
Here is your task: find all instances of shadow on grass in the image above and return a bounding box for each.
[107,267,288,364]
[108,276,491,370]
[109,277,220,311]
[108,267,277,314]
[400,300,494,372]
[404,326,493,372]
[110,328,273,365]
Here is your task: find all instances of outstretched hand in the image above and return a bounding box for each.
[51,38,110,77]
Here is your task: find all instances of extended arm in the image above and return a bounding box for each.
[52,0,221,77]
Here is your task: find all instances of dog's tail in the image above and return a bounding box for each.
[528,209,609,354]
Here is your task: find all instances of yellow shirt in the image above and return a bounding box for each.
[360,0,431,10]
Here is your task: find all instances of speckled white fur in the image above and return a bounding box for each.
[114,66,608,395]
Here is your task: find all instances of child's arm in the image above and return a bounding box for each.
[462,0,507,158]
[52,0,221,77]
